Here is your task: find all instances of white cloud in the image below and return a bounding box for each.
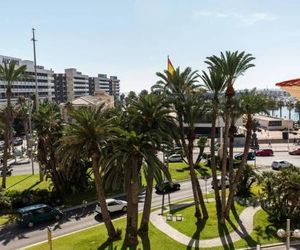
[193,10,277,25]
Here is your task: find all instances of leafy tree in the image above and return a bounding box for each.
[58,105,118,240]
[259,167,300,223]
[236,164,256,197]
[286,100,294,120]
[153,67,209,220]
[205,51,255,223]
[277,100,284,118]
[0,61,26,189]
[195,136,208,166]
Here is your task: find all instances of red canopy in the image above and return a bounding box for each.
[276,78,300,87]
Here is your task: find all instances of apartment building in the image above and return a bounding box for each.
[54,68,89,103]
[89,74,120,97]
[0,55,55,105]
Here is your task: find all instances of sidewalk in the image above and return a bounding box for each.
[150,201,261,248]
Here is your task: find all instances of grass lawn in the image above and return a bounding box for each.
[27,207,288,250]
[167,202,245,240]
[5,174,51,192]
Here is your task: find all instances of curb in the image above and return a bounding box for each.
[238,240,300,249]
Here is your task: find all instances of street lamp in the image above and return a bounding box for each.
[27,99,35,175]
[277,219,300,250]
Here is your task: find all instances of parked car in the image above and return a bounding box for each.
[155,181,181,193]
[211,176,230,189]
[234,152,255,161]
[255,149,274,156]
[13,137,23,146]
[165,154,183,163]
[289,148,300,155]
[95,199,127,214]
[16,204,63,228]
[271,160,292,170]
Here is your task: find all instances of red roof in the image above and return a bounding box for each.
[276,78,300,87]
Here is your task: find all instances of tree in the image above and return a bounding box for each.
[205,51,255,223]
[195,136,208,166]
[153,67,208,220]
[286,100,294,120]
[0,61,26,189]
[277,100,284,118]
[224,89,271,217]
[259,167,300,223]
[200,68,227,218]
[59,105,118,240]
[295,101,300,123]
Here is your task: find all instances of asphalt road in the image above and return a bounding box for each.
[0,179,212,250]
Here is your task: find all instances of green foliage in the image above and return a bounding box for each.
[259,167,300,223]
[236,165,257,197]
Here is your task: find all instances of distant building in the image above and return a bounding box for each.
[254,115,293,130]
[0,55,55,105]
[54,68,89,103]
[60,90,114,121]
[89,74,120,97]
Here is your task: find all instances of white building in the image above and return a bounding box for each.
[0,55,55,105]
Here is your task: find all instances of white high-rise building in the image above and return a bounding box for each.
[0,55,55,105]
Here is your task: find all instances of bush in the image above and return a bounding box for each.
[0,192,12,213]
[259,167,300,223]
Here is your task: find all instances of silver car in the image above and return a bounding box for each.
[95,199,127,214]
[271,160,291,170]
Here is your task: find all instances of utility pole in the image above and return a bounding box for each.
[31,28,39,110]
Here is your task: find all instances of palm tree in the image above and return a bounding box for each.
[295,101,300,124]
[59,105,117,240]
[200,68,227,218]
[153,67,208,220]
[0,61,26,189]
[205,51,255,223]
[277,100,284,118]
[224,89,271,217]
[286,100,294,120]
[33,102,64,188]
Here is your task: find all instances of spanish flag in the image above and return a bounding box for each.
[167,57,175,75]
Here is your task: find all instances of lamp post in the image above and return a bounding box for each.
[277,218,300,250]
[27,99,34,175]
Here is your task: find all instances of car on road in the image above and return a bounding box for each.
[16,203,63,228]
[289,148,300,155]
[155,181,181,193]
[165,154,183,163]
[13,137,23,146]
[95,199,127,214]
[271,160,292,170]
[255,149,274,156]
[234,152,255,161]
[211,176,229,189]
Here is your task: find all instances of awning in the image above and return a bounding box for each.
[276,78,300,99]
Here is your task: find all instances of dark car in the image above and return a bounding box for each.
[255,149,274,156]
[289,148,300,155]
[16,204,63,228]
[155,181,181,193]
[13,137,23,146]
[234,152,255,161]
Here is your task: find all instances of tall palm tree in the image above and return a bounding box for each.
[0,61,26,189]
[277,100,284,118]
[59,105,117,240]
[224,89,271,217]
[153,67,208,220]
[205,51,255,223]
[286,100,294,120]
[200,68,227,218]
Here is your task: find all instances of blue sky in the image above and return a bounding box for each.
[1,0,300,93]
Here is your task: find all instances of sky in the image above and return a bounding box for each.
[1,0,300,93]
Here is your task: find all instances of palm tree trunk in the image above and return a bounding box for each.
[125,157,140,246]
[210,108,222,218]
[139,165,154,233]
[220,112,230,223]
[280,107,282,118]
[92,154,117,240]
[225,116,252,217]
[23,120,29,157]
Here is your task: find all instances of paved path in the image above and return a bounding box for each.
[150,203,261,248]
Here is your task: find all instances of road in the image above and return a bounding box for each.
[0,179,211,250]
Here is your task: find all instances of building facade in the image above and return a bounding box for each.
[89,74,120,97]
[54,68,89,103]
[0,55,55,105]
